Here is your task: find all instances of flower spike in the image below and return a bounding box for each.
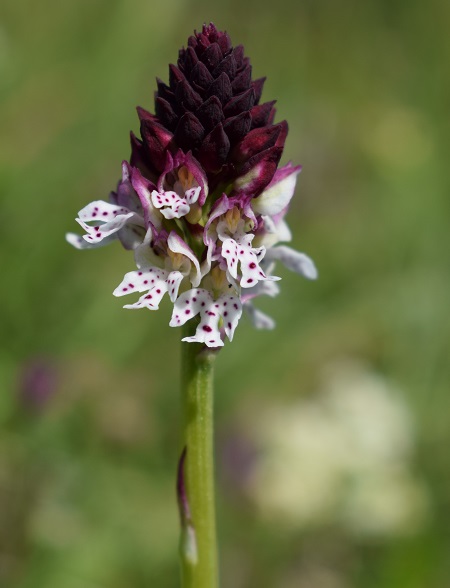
[66,23,316,347]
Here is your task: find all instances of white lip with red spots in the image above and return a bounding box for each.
[221,233,281,289]
[151,186,200,220]
[169,289,242,348]
[113,267,184,310]
[73,201,144,246]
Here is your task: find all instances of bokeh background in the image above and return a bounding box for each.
[1,0,449,586]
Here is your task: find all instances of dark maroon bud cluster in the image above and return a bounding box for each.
[130,23,288,197]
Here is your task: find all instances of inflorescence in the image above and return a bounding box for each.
[67,23,317,347]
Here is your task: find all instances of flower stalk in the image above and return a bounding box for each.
[179,324,218,588]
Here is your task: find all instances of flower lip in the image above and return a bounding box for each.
[158,150,209,206]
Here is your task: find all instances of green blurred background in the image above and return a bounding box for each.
[1,0,449,586]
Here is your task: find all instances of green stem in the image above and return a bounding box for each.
[179,325,219,588]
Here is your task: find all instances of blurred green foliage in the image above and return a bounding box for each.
[0,0,449,586]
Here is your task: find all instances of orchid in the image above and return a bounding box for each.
[68,156,315,346]
[66,23,316,588]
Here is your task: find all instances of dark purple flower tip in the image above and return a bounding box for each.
[140,117,174,173]
[197,123,230,173]
[249,100,277,129]
[223,111,252,143]
[132,23,288,192]
[231,122,285,163]
[174,112,205,151]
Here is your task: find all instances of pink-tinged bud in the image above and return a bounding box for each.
[140,118,174,173]
[234,145,283,197]
[232,123,284,163]
[249,101,276,129]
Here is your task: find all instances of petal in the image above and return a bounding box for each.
[241,275,281,303]
[77,200,132,223]
[77,213,136,244]
[221,237,281,288]
[167,271,184,302]
[123,284,169,310]
[110,162,143,214]
[261,215,277,234]
[233,144,283,198]
[168,232,201,287]
[113,267,169,297]
[185,186,201,205]
[244,303,276,330]
[171,289,243,347]
[217,295,242,341]
[266,245,318,279]
[203,194,231,244]
[252,162,301,216]
[116,223,146,251]
[178,151,209,205]
[221,239,239,279]
[182,311,223,348]
[274,219,292,243]
[151,190,191,219]
[66,232,117,250]
[133,227,163,268]
[169,289,212,327]
[239,246,280,288]
[113,266,179,311]
[130,166,161,228]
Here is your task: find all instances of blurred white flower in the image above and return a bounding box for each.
[248,360,429,536]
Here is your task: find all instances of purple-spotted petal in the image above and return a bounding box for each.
[113,267,169,297]
[169,289,212,328]
[123,284,169,310]
[66,232,117,250]
[151,190,191,219]
[75,201,143,245]
[170,290,242,348]
[217,294,242,341]
[183,314,223,347]
[78,200,133,223]
[113,266,183,310]
[151,186,200,220]
[221,237,280,288]
[167,271,184,302]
